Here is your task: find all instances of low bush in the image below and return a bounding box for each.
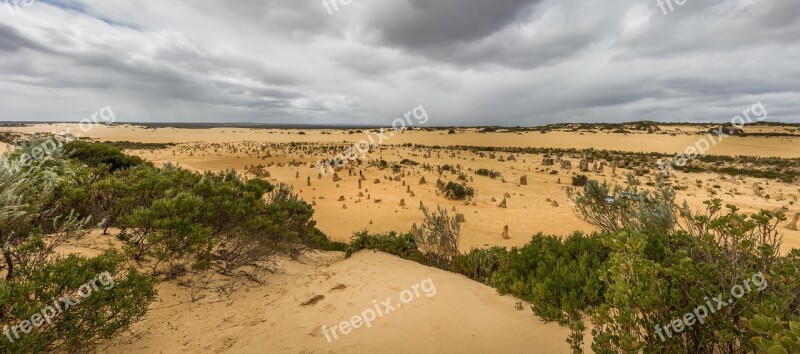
[589,202,794,353]
[476,168,501,179]
[450,247,507,284]
[439,182,475,200]
[309,228,348,252]
[63,141,145,172]
[414,206,462,269]
[122,191,214,275]
[567,176,676,236]
[749,312,800,354]
[0,249,156,353]
[571,174,588,187]
[345,231,424,262]
[489,232,609,324]
[101,141,176,150]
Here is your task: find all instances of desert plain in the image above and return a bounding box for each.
[1,122,798,353]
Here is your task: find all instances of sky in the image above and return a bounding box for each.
[0,0,798,126]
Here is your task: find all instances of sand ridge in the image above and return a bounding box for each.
[103,249,581,354]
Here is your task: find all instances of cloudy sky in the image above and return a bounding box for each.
[0,0,798,125]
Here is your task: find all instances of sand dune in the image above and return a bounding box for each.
[105,250,581,354]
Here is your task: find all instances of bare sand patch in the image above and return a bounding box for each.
[106,250,582,354]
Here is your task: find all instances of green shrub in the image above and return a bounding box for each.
[590,203,792,353]
[373,159,388,169]
[749,314,800,354]
[0,250,156,353]
[567,176,676,236]
[265,183,319,247]
[64,141,145,172]
[489,232,609,324]
[450,247,507,284]
[121,191,214,275]
[46,143,324,280]
[1,145,90,280]
[211,183,316,275]
[1,147,156,352]
[101,141,175,150]
[345,231,424,262]
[439,182,475,200]
[414,206,461,269]
[0,129,20,144]
[571,174,588,187]
[476,169,501,179]
[88,164,201,234]
[314,229,348,253]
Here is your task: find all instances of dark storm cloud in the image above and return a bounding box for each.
[363,0,613,69]
[369,0,541,49]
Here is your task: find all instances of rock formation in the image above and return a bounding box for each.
[788,213,799,231]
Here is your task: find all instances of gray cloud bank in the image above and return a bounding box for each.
[0,0,798,125]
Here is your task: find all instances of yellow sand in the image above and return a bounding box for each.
[100,250,581,353]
